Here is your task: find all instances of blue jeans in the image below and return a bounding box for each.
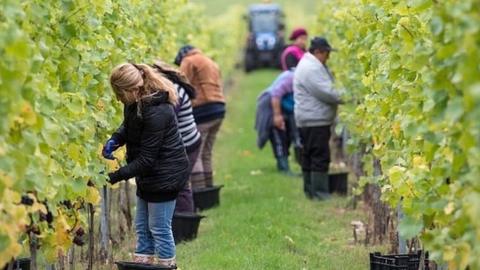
[135,197,176,259]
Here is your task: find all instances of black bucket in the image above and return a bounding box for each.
[370,250,430,270]
[3,258,30,270]
[115,261,176,270]
[328,172,348,195]
[192,185,224,211]
[172,212,205,244]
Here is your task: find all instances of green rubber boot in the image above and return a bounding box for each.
[277,156,290,172]
[303,171,313,199]
[276,157,294,176]
[311,172,331,200]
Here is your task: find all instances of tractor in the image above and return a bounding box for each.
[244,3,285,72]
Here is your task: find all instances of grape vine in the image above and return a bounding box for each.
[0,0,244,266]
[316,0,480,268]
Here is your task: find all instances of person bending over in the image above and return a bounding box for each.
[175,45,226,190]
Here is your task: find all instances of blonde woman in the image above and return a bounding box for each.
[103,63,189,267]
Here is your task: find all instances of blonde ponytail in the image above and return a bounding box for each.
[134,64,178,104]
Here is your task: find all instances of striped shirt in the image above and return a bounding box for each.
[175,83,201,151]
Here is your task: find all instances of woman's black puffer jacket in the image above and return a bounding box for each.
[108,92,189,202]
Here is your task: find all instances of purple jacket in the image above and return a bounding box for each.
[281,45,305,70]
[269,70,294,98]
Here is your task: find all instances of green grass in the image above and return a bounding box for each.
[176,70,383,269]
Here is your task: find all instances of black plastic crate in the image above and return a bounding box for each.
[116,261,176,270]
[329,172,348,195]
[370,250,429,270]
[172,212,205,244]
[3,258,30,270]
[192,185,223,211]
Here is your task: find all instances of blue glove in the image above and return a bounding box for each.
[102,139,119,160]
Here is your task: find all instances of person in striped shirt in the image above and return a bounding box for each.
[153,61,201,213]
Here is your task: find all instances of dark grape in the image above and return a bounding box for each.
[61,200,72,209]
[75,227,85,237]
[73,235,85,246]
[27,225,41,235]
[46,211,53,224]
[20,195,34,206]
[39,211,53,224]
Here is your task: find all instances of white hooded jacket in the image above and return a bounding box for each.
[293,52,342,127]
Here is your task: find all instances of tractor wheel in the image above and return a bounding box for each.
[244,52,256,73]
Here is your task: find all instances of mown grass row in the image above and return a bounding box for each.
[176,70,384,269]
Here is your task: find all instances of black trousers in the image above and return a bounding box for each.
[269,114,302,158]
[299,126,331,172]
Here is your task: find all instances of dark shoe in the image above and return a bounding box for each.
[303,170,313,199]
[277,157,299,177]
[277,156,290,172]
[311,172,331,200]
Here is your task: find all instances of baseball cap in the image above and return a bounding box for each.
[310,37,336,52]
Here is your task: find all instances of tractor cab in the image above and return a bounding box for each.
[244,4,285,72]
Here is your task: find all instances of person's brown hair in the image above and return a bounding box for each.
[110,63,178,106]
[153,60,189,83]
[152,60,196,99]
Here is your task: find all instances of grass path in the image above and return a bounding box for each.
[177,70,381,269]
